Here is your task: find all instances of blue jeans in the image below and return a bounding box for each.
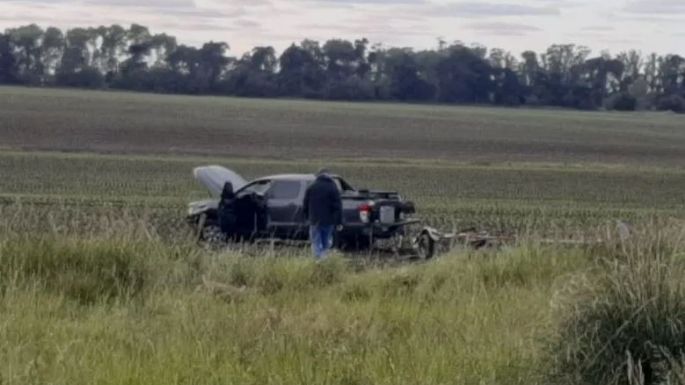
[310,225,335,260]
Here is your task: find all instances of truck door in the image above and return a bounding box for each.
[266,180,305,238]
[233,180,271,238]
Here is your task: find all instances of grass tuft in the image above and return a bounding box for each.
[547,223,685,385]
[0,237,150,304]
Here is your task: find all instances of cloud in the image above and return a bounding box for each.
[198,0,272,7]
[624,0,685,14]
[532,0,588,7]
[467,21,542,35]
[3,0,70,2]
[5,0,246,18]
[582,25,614,32]
[618,15,685,24]
[5,0,195,5]
[1,0,684,57]
[597,36,641,45]
[83,0,195,7]
[311,0,425,3]
[156,21,228,32]
[429,2,560,18]
[298,17,432,38]
[234,19,260,28]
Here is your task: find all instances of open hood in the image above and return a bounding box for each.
[193,166,248,198]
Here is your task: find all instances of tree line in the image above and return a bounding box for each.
[1,24,684,113]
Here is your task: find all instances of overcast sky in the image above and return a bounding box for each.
[1,0,683,56]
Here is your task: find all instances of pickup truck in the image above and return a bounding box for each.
[186,166,438,258]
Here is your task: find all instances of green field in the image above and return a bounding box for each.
[1,86,685,384]
[1,86,685,235]
[1,150,684,238]
[2,86,685,165]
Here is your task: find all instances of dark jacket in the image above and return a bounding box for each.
[303,174,342,226]
[218,183,237,234]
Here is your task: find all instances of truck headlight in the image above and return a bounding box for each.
[188,204,206,216]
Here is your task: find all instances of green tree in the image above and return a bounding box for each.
[435,44,493,103]
[6,24,45,84]
[41,27,65,82]
[322,39,358,80]
[224,46,277,97]
[278,42,326,97]
[617,50,643,90]
[198,41,231,92]
[659,55,685,95]
[321,38,374,100]
[99,25,127,79]
[539,44,591,106]
[56,27,104,88]
[0,33,18,83]
[380,48,435,101]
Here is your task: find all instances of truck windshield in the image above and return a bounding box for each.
[333,177,354,192]
[237,180,271,197]
[305,177,354,192]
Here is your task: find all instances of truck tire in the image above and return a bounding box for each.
[200,220,225,247]
[416,232,435,260]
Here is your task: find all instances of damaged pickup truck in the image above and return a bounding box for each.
[187,166,450,259]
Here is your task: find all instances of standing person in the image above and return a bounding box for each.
[303,168,343,260]
[218,182,236,240]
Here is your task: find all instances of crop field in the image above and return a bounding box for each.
[0,150,684,238]
[2,86,685,165]
[1,86,685,384]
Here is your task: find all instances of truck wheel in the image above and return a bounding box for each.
[416,232,435,260]
[200,222,225,247]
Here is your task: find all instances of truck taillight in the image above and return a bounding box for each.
[358,202,373,223]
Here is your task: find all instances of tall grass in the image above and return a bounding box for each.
[3,207,685,384]
[0,237,153,304]
[0,228,587,385]
[547,221,685,385]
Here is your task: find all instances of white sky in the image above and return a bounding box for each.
[0,0,683,57]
